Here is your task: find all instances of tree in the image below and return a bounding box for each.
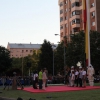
[24,50,40,75]
[0,46,12,75]
[65,31,85,67]
[54,42,65,75]
[63,30,100,71]
[90,31,100,70]
[12,57,22,68]
[38,40,53,74]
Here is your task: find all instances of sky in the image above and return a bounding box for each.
[0,0,60,48]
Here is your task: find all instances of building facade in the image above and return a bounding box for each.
[7,43,41,58]
[58,0,100,41]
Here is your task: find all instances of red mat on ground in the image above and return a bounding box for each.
[18,86,100,93]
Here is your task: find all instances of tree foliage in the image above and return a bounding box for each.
[66,31,85,67]
[11,50,40,76]
[38,40,53,74]
[0,46,12,74]
[90,31,100,70]
[54,42,65,75]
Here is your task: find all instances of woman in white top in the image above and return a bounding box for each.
[42,69,47,90]
[33,71,38,89]
[71,71,75,87]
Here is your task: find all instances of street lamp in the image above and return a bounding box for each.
[22,50,24,78]
[55,34,74,75]
[55,34,66,74]
[52,44,56,77]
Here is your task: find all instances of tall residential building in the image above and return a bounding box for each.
[58,0,100,41]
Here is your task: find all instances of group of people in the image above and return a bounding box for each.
[32,68,48,90]
[65,64,95,87]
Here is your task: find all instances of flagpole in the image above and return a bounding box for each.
[86,0,91,66]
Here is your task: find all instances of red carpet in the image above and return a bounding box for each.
[18,85,100,93]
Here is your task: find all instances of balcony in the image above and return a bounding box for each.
[90,7,95,12]
[71,0,79,4]
[71,7,80,12]
[72,24,80,28]
[70,15,80,22]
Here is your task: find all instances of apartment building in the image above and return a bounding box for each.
[7,43,41,58]
[58,0,100,41]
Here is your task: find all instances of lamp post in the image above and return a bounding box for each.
[63,36,67,70]
[55,34,74,75]
[22,50,23,78]
[55,34,66,73]
[52,44,56,77]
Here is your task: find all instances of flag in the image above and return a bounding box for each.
[83,0,90,66]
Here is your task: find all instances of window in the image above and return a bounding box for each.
[72,2,80,8]
[92,12,95,17]
[60,17,63,22]
[60,9,63,14]
[65,0,67,4]
[65,16,67,20]
[26,50,28,52]
[60,2,63,7]
[72,10,80,16]
[30,50,32,53]
[72,19,80,24]
[91,3,95,7]
[60,25,63,30]
[92,22,95,26]
[72,11,75,16]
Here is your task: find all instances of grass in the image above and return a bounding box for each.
[0,83,100,100]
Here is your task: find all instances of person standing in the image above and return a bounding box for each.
[70,66,74,86]
[87,64,95,86]
[67,68,71,86]
[42,68,47,90]
[38,69,43,89]
[82,67,87,87]
[33,71,38,89]
[75,68,79,87]
[79,66,83,87]
[71,71,75,87]
[44,68,48,87]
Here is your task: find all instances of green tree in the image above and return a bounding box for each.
[12,57,22,68]
[54,42,65,75]
[38,40,53,74]
[65,31,85,67]
[24,50,40,75]
[90,31,100,70]
[0,46,12,74]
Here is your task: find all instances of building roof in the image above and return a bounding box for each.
[8,43,42,49]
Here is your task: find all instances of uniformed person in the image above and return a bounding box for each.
[87,64,95,86]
